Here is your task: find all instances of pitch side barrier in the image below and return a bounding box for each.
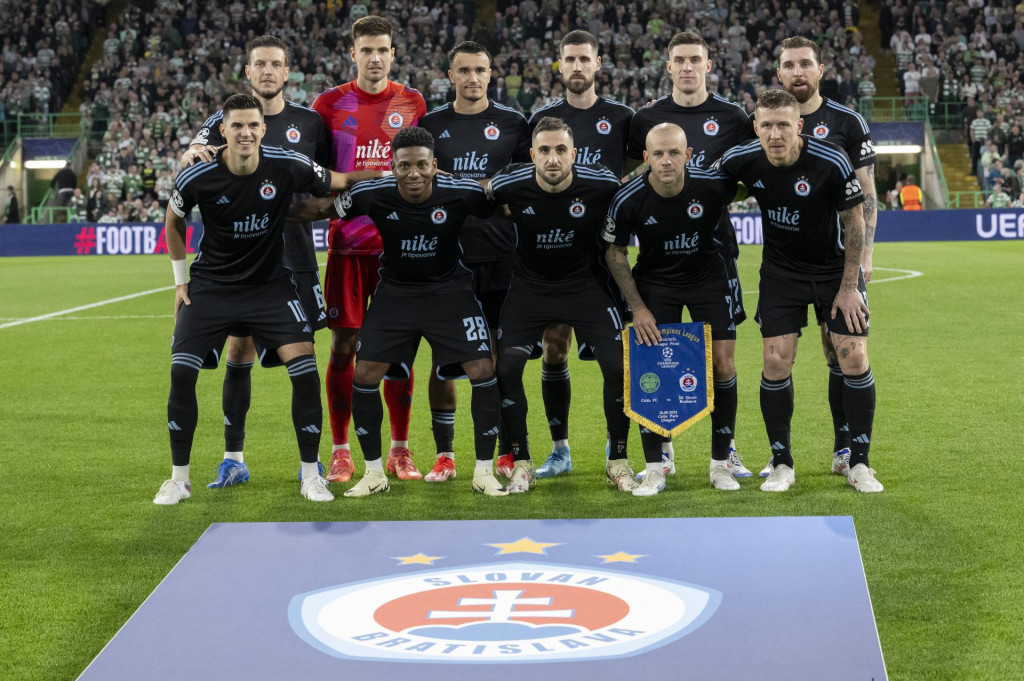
[0,220,331,256]
[2,212,1023,256]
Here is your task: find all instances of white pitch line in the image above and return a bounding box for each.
[0,286,174,330]
[868,266,924,283]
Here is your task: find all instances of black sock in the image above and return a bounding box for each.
[351,382,383,462]
[843,367,876,468]
[594,343,630,452]
[431,409,455,454]
[285,355,321,464]
[640,428,663,464]
[222,360,253,452]
[470,376,501,461]
[497,348,530,460]
[541,361,570,441]
[828,363,850,452]
[711,375,738,460]
[760,374,794,468]
[168,356,201,467]
[497,416,511,457]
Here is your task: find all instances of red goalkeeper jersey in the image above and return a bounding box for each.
[313,80,426,255]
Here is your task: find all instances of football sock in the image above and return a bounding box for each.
[171,465,190,483]
[760,374,794,469]
[470,376,501,461]
[475,459,493,471]
[608,439,628,461]
[662,440,675,458]
[384,370,414,442]
[285,355,321,464]
[711,375,738,461]
[828,363,851,451]
[541,361,570,441]
[168,357,201,467]
[351,382,383,462]
[497,416,511,457]
[497,348,531,458]
[640,428,664,464]
[552,438,568,452]
[843,367,876,468]
[332,443,350,452]
[224,451,244,463]
[326,350,354,446]
[431,409,456,455]
[300,461,321,481]
[593,343,630,448]
[222,359,253,452]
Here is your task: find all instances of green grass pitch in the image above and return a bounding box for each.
[1,241,1021,680]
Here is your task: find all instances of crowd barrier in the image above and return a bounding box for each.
[1,210,1022,257]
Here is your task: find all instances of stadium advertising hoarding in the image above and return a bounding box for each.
[729,208,1024,245]
[0,220,332,256]
[2,211,1023,256]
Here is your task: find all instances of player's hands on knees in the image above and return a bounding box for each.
[831,287,868,334]
[174,284,191,321]
[631,308,661,346]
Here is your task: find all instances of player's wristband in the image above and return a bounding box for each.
[172,259,187,286]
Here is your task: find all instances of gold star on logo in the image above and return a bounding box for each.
[392,553,443,565]
[487,538,561,555]
[596,551,645,564]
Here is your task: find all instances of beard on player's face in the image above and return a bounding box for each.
[563,74,593,95]
[253,84,284,101]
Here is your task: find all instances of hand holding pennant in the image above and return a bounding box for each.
[622,322,714,437]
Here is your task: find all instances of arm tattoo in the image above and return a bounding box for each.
[839,206,865,287]
[605,246,646,311]
[862,164,877,247]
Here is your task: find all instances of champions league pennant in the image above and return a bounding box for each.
[623,322,714,437]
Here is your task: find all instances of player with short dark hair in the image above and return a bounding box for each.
[291,126,508,497]
[516,30,636,480]
[604,123,743,494]
[759,35,879,479]
[181,35,331,491]
[416,40,530,483]
[313,16,427,485]
[626,30,755,478]
[155,94,366,505]
[718,89,882,494]
[490,117,635,495]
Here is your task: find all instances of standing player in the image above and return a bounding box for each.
[760,35,879,478]
[519,29,636,480]
[718,89,883,493]
[604,123,743,493]
[626,31,754,478]
[154,94,364,505]
[490,117,635,495]
[182,35,330,490]
[417,41,530,482]
[290,127,507,497]
[313,16,427,485]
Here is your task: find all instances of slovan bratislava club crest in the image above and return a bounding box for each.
[289,539,720,664]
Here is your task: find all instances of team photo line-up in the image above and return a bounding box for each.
[154,17,882,506]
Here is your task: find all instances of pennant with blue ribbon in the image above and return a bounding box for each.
[623,322,714,437]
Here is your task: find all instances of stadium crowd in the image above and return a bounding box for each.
[51,0,886,222]
[880,0,1024,198]
[0,0,100,128]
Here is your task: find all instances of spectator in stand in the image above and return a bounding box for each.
[969,107,993,176]
[86,177,103,221]
[987,177,1013,207]
[3,185,18,224]
[69,188,87,222]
